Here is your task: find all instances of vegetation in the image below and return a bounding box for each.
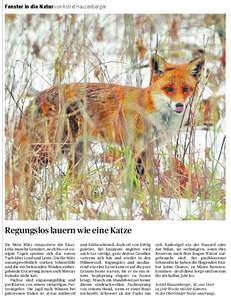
[5,14,225,220]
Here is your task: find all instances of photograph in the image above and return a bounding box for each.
[5,14,226,220]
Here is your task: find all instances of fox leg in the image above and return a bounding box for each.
[66,141,84,176]
[23,144,52,190]
[135,149,159,181]
[135,151,146,178]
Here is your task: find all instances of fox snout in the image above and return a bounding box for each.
[168,101,186,114]
[175,102,184,114]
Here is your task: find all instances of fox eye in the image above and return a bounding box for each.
[183,86,189,93]
[165,86,174,92]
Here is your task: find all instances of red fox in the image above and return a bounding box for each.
[6,54,204,196]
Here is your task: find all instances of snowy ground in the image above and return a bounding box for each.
[5,15,225,220]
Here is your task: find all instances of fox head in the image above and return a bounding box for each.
[149,54,205,114]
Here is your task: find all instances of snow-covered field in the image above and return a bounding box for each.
[5,14,225,220]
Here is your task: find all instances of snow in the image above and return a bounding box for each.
[5,15,225,220]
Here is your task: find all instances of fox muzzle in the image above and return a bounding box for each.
[175,102,184,113]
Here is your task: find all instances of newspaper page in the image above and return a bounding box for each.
[1,0,230,299]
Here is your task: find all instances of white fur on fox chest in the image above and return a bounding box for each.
[150,93,190,145]
[151,109,184,144]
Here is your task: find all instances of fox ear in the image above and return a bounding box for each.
[150,54,167,75]
[149,54,168,85]
[188,56,205,79]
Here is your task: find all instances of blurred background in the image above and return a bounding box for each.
[5,14,226,220]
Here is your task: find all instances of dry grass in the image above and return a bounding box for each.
[5,14,225,220]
